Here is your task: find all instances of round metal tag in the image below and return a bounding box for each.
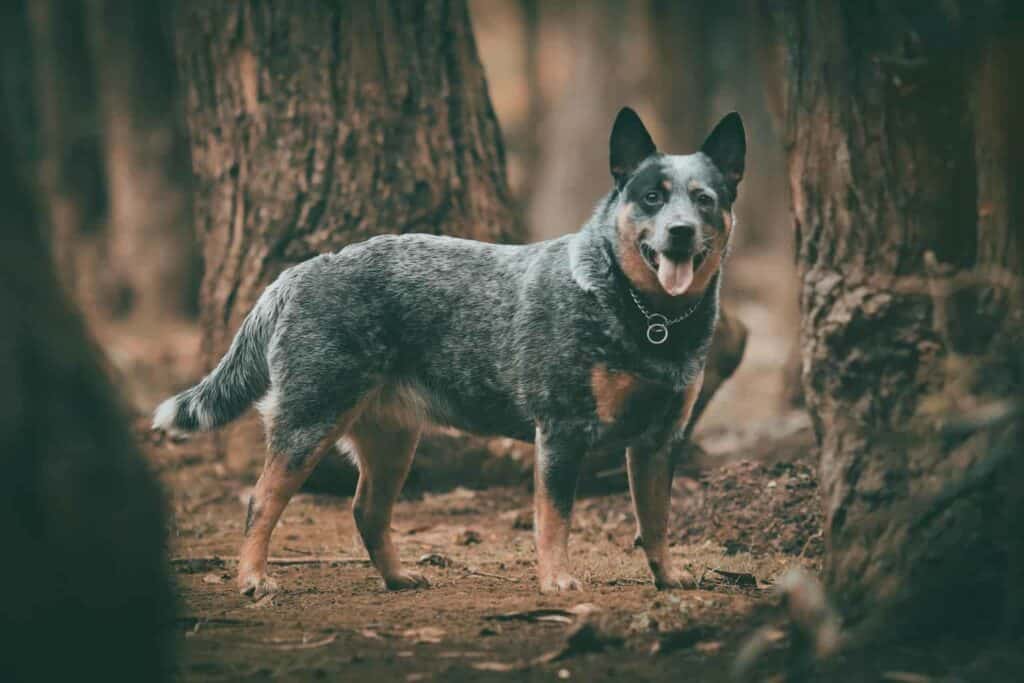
[645,314,669,345]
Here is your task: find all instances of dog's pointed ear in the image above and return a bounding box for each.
[701,112,746,200]
[610,107,657,189]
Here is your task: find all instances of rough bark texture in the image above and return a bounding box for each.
[0,18,174,677]
[175,0,519,465]
[87,0,199,321]
[782,1,1023,634]
[27,0,112,316]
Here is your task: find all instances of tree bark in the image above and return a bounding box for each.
[0,15,173,678]
[174,0,519,465]
[27,0,112,317]
[527,0,631,240]
[87,0,199,321]
[782,0,1023,635]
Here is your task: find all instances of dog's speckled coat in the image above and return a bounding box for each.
[155,108,746,595]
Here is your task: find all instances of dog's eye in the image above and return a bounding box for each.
[643,191,662,206]
[694,191,715,210]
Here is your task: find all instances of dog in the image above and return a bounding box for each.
[154,108,745,596]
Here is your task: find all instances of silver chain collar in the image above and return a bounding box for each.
[628,288,704,345]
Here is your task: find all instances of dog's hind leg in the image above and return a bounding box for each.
[533,429,584,593]
[348,416,425,590]
[237,401,365,598]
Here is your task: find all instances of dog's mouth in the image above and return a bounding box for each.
[638,242,707,296]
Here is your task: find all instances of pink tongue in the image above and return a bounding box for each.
[657,257,694,296]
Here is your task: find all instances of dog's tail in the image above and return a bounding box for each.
[152,274,293,434]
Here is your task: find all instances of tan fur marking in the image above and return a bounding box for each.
[627,373,704,590]
[689,211,734,295]
[591,363,641,423]
[237,406,363,594]
[676,371,704,431]
[533,445,580,592]
[616,202,662,295]
[661,179,673,191]
[349,416,426,589]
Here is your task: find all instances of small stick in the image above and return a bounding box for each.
[183,492,230,513]
[238,633,338,650]
[171,555,371,566]
[464,568,519,583]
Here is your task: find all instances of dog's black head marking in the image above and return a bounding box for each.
[700,111,746,202]
[608,109,746,300]
[610,107,657,190]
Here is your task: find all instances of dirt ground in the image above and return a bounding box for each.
[148,423,1021,682]
[152,420,817,683]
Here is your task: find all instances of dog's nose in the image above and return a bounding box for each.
[668,223,697,240]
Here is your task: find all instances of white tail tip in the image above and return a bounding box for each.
[152,397,180,433]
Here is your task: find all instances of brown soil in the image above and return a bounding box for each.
[146,421,1021,682]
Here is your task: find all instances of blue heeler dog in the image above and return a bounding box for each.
[154,108,745,597]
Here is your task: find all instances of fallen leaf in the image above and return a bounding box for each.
[709,568,759,588]
[512,509,533,530]
[455,529,483,545]
[651,625,719,655]
[882,673,932,683]
[484,608,574,624]
[472,661,524,672]
[695,640,723,654]
[417,552,452,568]
[403,626,445,644]
[536,617,623,662]
[567,603,602,617]
[245,594,275,610]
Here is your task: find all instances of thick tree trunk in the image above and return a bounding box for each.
[174,0,519,466]
[27,0,112,317]
[783,1,1023,634]
[87,0,198,321]
[0,24,173,679]
[527,0,631,240]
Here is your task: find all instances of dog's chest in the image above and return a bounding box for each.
[589,363,686,439]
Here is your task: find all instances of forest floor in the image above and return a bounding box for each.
[147,421,1021,682]
[151,420,824,682]
[113,249,1021,681]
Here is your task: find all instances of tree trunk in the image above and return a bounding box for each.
[87,0,199,321]
[527,0,632,240]
[27,0,112,317]
[782,0,1023,635]
[0,21,173,679]
[174,0,519,466]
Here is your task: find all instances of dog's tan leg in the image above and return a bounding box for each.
[627,377,703,590]
[534,431,583,593]
[237,409,360,598]
[627,447,695,590]
[349,418,426,590]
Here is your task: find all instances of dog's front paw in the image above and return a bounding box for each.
[384,570,431,591]
[539,572,583,594]
[654,568,696,591]
[238,572,279,599]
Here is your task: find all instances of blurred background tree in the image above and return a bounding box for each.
[1,5,174,678]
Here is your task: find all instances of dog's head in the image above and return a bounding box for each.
[609,108,745,298]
